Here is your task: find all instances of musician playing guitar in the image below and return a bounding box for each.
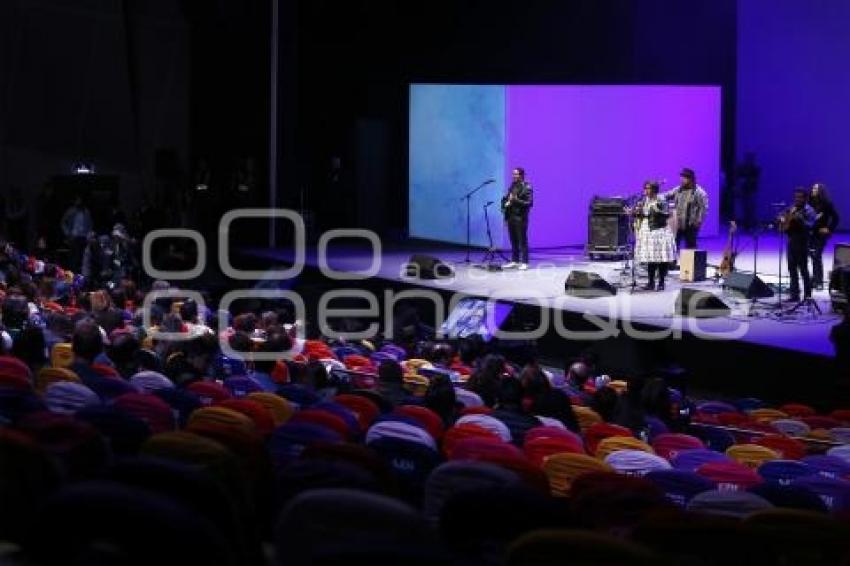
[809,183,840,290]
[501,167,533,270]
[777,188,817,302]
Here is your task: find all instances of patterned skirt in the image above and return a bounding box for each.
[636,225,677,264]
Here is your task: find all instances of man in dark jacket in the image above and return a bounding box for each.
[502,167,534,270]
[809,183,840,290]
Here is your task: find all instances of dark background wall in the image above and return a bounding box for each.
[19,0,850,248]
[737,0,850,229]
[0,0,191,242]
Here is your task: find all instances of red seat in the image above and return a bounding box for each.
[289,409,351,439]
[334,394,380,430]
[831,409,850,424]
[754,434,807,460]
[716,412,751,426]
[442,423,500,457]
[651,433,705,461]
[779,403,816,418]
[584,422,633,455]
[450,436,522,461]
[459,406,493,417]
[394,405,445,440]
[524,435,585,466]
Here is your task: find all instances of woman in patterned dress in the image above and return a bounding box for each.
[634,181,677,291]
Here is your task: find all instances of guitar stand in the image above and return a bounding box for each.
[785,297,821,316]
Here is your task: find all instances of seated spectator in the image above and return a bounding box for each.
[377,359,407,406]
[425,373,457,426]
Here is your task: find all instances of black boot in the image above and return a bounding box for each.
[657,264,668,291]
[643,264,656,291]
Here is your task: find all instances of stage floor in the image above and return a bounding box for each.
[246,233,844,358]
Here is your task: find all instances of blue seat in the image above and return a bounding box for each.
[367,436,441,504]
[757,460,816,486]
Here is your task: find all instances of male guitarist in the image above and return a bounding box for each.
[778,188,817,302]
[502,167,533,270]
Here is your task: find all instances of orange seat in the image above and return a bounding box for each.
[542,453,613,496]
[726,443,780,469]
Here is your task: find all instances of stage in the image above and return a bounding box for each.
[242,232,846,403]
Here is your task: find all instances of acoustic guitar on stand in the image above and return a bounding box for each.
[717,221,738,278]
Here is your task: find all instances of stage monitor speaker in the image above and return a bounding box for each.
[834,243,850,269]
[588,214,629,250]
[830,265,850,313]
[565,270,617,298]
[675,288,731,318]
[679,249,707,282]
[405,254,453,280]
[722,271,774,299]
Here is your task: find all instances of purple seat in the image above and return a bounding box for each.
[645,469,715,507]
[692,427,736,452]
[223,376,263,398]
[791,475,850,513]
[276,384,319,408]
[671,449,733,472]
[686,489,773,518]
[313,401,361,436]
[757,460,816,486]
[748,483,828,513]
[269,422,343,467]
[801,455,850,480]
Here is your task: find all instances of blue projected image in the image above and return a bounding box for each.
[409,84,506,245]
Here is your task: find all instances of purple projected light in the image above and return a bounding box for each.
[506,85,721,248]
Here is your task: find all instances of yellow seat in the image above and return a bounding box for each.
[246,392,294,426]
[50,342,74,368]
[36,367,80,393]
[572,406,603,433]
[403,373,430,396]
[542,453,613,496]
[725,443,779,469]
[595,436,654,460]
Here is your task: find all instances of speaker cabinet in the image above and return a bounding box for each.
[675,288,731,318]
[405,254,453,280]
[588,214,629,250]
[834,243,850,270]
[830,265,850,313]
[679,249,707,282]
[565,270,617,298]
[722,272,774,299]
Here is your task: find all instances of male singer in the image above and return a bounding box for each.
[663,168,709,249]
[779,188,817,302]
[501,167,533,270]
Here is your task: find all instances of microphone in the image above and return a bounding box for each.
[484,179,495,184]
[484,201,495,207]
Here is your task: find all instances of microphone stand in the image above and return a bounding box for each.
[460,179,493,263]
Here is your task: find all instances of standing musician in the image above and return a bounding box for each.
[663,168,709,250]
[778,188,817,302]
[632,181,677,291]
[501,167,533,270]
[808,183,840,290]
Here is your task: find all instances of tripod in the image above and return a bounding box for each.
[460,179,495,263]
[480,202,510,265]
